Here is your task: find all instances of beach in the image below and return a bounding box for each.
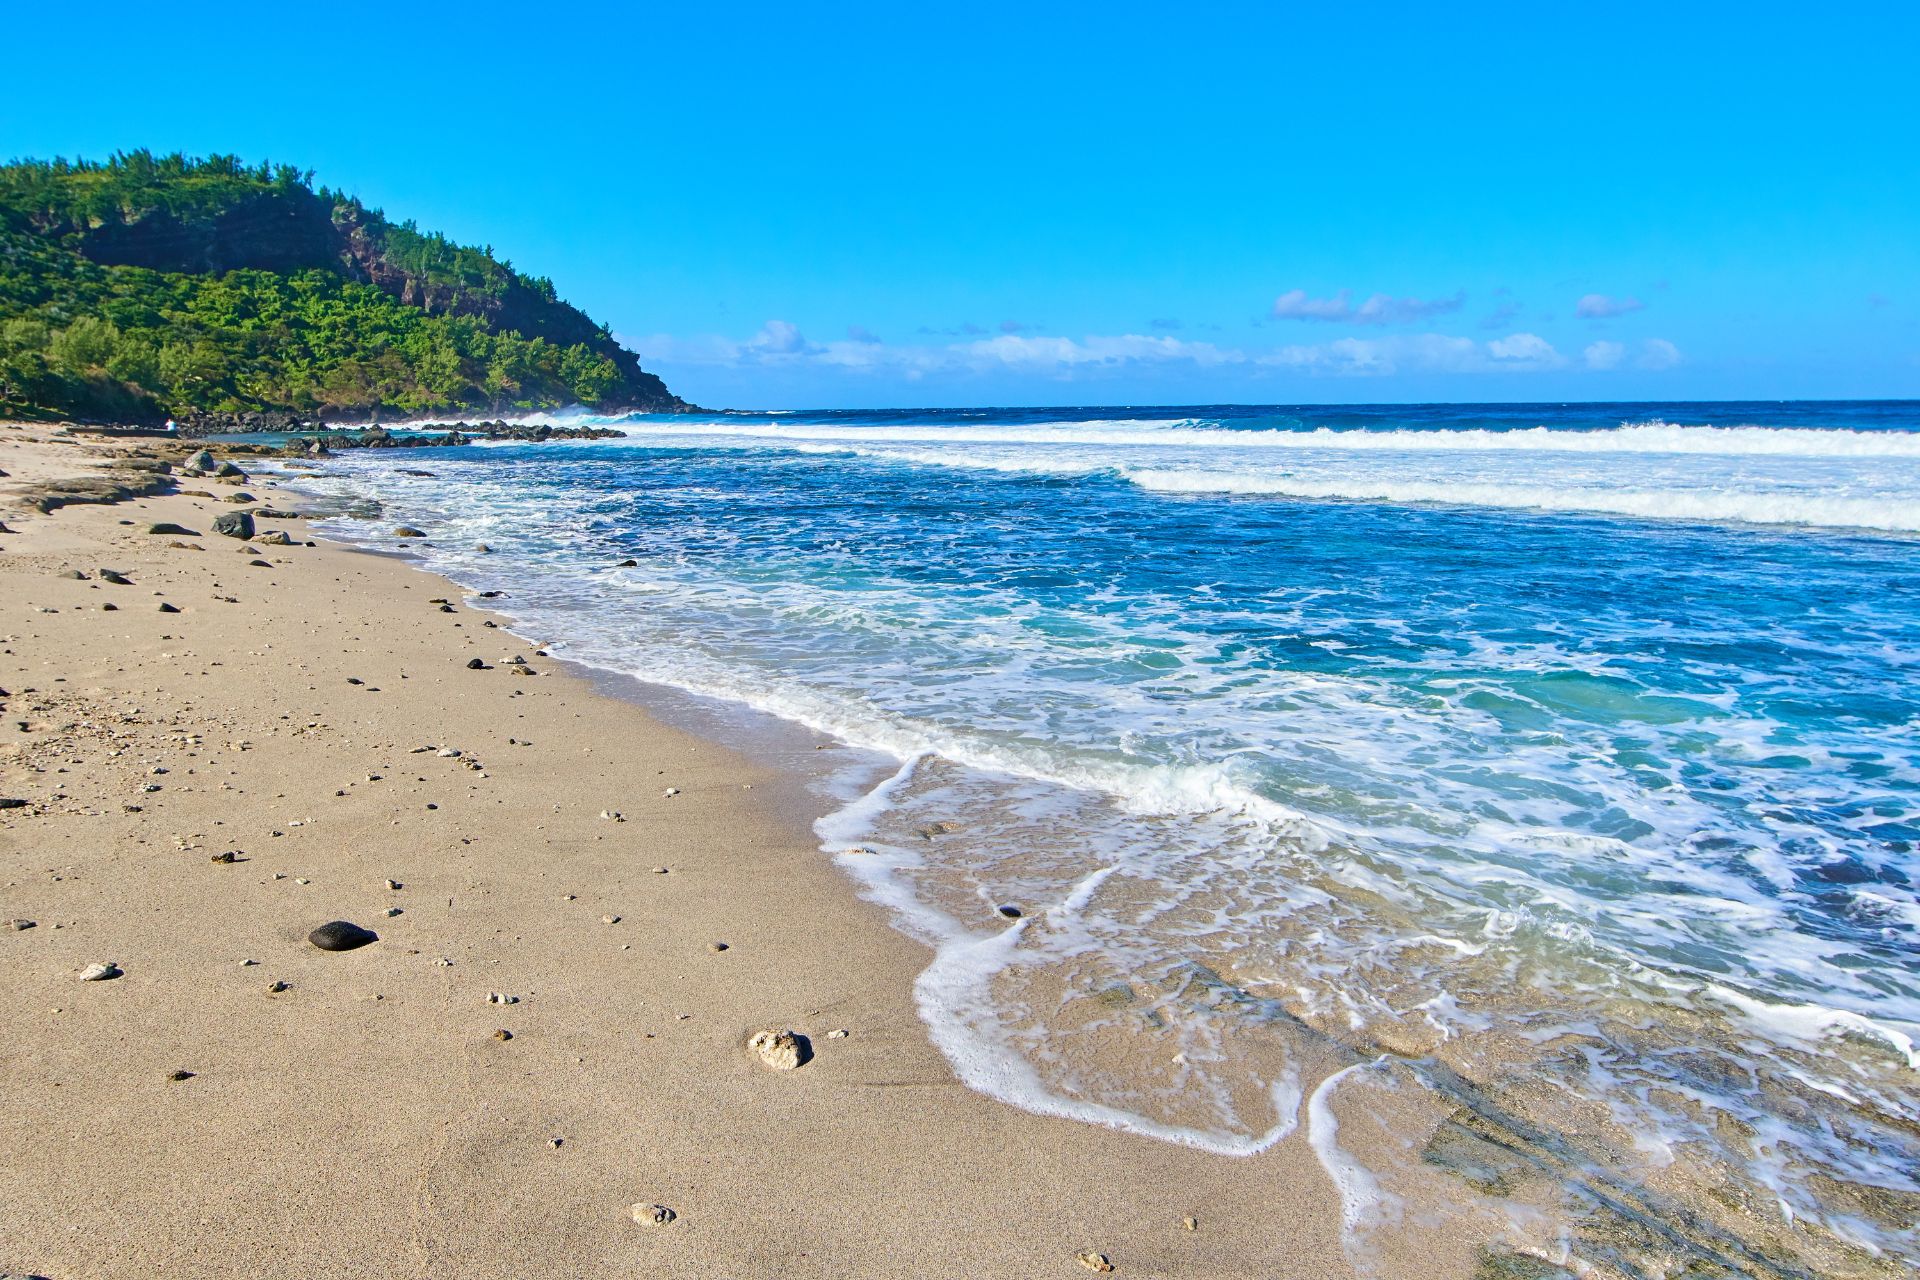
[0,422,1380,1280]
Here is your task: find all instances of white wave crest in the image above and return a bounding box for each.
[618,417,1920,459]
[1127,469,1920,532]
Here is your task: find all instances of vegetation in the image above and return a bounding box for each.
[0,150,684,422]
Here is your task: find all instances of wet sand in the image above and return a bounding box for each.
[0,422,1440,1280]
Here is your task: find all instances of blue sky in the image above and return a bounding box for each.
[5,2,1917,408]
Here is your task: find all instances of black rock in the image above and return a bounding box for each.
[212,511,255,540]
[148,522,197,536]
[308,920,378,952]
[59,569,88,580]
[0,798,27,810]
[98,569,133,585]
[167,1069,196,1082]
[997,905,1023,919]
[101,603,118,612]
[248,559,272,567]
[466,657,487,669]
[616,559,638,567]
[158,602,181,613]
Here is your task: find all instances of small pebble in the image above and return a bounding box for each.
[603,915,621,925]
[630,1203,677,1226]
[827,1028,850,1039]
[652,866,669,875]
[710,941,729,952]
[268,980,291,993]
[210,850,242,864]
[308,920,377,951]
[5,919,34,931]
[747,1028,809,1070]
[79,961,122,982]
[493,1029,513,1041]
[487,992,519,1005]
[466,658,485,670]
[1077,1252,1115,1273]
[167,1069,195,1082]
[385,879,402,891]
[1182,1216,1198,1232]
[384,906,402,917]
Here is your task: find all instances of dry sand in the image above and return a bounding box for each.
[0,423,1456,1279]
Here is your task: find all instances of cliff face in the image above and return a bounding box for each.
[58,186,341,277]
[0,154,688,418]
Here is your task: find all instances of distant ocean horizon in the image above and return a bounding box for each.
[288,399,1920,1274]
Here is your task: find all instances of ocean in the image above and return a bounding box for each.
[287,401,1920,1275]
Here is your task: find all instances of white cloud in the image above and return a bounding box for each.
[1584,340,1626,370]
[1636,338,1682,369]
[747,319,814,355]
[1576,293,1646,319]
[1272,288,1466,325]
[627,323,1585,380]
[1486,332,1564,367]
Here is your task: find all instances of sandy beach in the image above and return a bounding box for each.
[0,423,1401,1280]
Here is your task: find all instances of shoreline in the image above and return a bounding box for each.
[0,422,1390,1280]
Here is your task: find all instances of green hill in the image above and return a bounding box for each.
[0,150,689,423]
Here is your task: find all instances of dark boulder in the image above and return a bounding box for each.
[212,511,256,540]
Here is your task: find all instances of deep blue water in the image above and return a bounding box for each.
[291,400,1920,1272]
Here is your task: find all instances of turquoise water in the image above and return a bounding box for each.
[293,402,1920,1275]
